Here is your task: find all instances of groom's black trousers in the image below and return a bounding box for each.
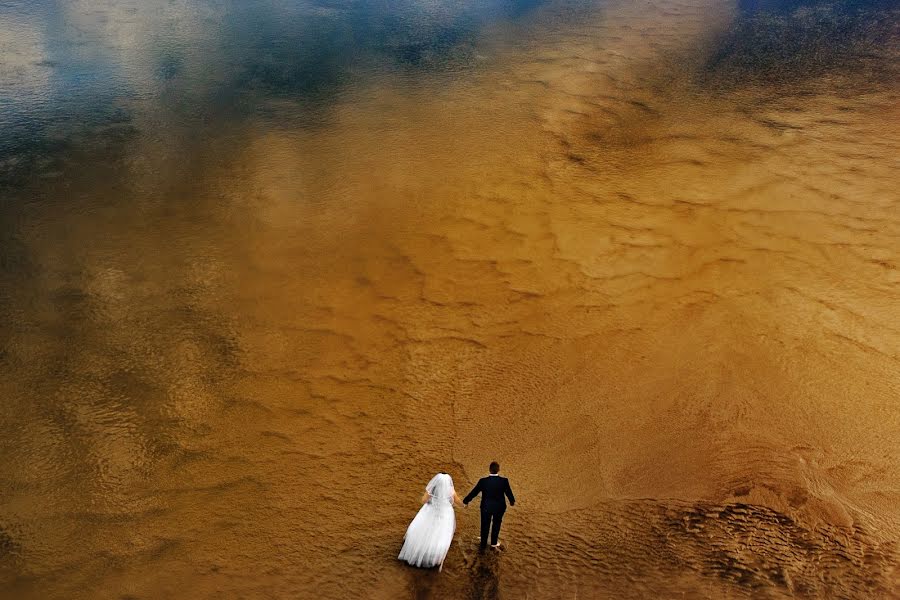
[480,509,505,549]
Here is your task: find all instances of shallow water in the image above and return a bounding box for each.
[1,0,899,598]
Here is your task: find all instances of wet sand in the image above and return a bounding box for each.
[1,0,899,597]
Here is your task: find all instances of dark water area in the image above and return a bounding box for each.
[714,0,899,86]
[1,0,899,598]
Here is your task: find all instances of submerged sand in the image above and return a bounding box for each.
[1,0,899,597]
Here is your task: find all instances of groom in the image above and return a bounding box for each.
[464,461,515,551]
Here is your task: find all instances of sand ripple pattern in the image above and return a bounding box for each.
[1,0,899,598]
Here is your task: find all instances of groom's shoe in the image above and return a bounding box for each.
[491,542,501,549]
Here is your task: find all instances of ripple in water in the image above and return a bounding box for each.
[0,0,899,598]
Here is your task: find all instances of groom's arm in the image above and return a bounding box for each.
[463,479,482,505]
[505,480,515,506]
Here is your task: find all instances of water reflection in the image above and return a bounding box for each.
[467,554,501,600]
[1,0,553,187]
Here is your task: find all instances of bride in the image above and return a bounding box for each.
[398,472,463,571]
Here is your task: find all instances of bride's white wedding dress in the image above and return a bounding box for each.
[398,473,457,569]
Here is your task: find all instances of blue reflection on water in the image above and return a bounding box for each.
[0,0,547,186]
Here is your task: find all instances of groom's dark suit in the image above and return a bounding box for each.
[464,474,515,550]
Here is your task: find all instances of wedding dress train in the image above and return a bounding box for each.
[398,473,456,569]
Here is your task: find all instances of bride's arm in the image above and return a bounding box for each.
[452,491,463,507]
[422,491,431,504]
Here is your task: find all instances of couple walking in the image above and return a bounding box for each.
[398,462,516,570]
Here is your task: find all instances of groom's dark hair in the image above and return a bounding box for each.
[489,461,500,474]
